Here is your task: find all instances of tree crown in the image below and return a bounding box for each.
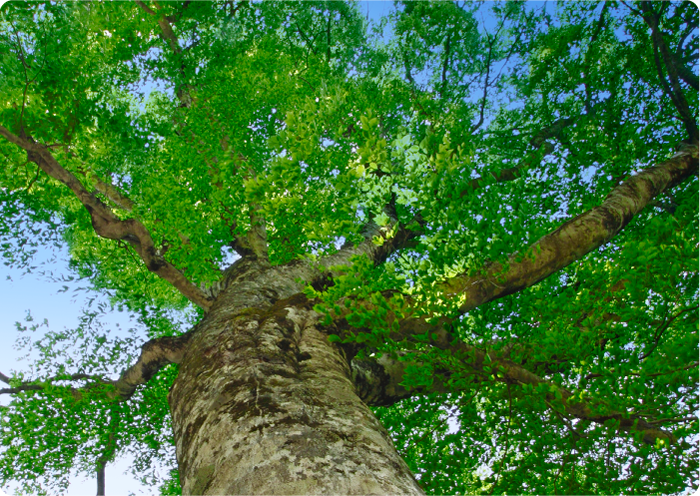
[0,1,697,494]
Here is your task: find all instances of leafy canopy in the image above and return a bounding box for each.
[0,1,697,495]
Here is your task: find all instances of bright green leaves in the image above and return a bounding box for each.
[356,109,389,174]
[1,300,186,495]
[306,254,409,349]
[0,1,697,495]
[373,393,492,495]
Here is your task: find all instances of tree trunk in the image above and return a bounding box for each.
[168,278,422,495]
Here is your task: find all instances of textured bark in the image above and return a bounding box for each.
[444,144,699,313]
[168,274,423,495]
[112,334,192,399]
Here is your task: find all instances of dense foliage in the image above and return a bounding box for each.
[0,1,697,494]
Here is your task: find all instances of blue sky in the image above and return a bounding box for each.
[0,247,146,494]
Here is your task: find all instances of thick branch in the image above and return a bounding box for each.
[0,383,44,395]
[350,346,680,445]
[224,201,269,262]
[0,334,191,400]
[112,334,191,399]
[0,126,213,310]
[245,202,269,262]
[352,355,413,406]
[443,143,698,314]
[677,63,700,92]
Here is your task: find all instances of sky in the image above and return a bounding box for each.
[0,247,147,495]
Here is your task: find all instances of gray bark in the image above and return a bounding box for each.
[168,270,423,495]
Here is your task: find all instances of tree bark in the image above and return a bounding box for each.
[168,281,423,495]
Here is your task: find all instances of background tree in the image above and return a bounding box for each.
[0,1,697,494]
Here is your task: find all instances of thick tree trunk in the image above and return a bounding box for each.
[168,277,422,495]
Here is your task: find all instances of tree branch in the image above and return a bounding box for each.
[135,0,192,107]
[333,142,697,445]
[0,334,191,400]
[676,62,700,92]
[316,208,420,274]
[95,407,120,496]
[279,208,422,300]
[0,373,102,396]
[462,141,555,196]
[639,305,698,360]
[349,344,678,445]
[245,203,270,262]
[442,143,698,315]
[133,0,157,16]
[111,333,191,399]
[402,49,416,86]
[352,353,450,406]
[639,3,698,143]
[0,126,214,310]
[470,34,494,134]
[439,31,452,99]
[90,174,135,212]
[460,102,610,198]
[589,3,609,44]
[315,142,696,328]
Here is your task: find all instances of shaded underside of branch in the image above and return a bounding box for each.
[352,353,450,406]
[350,348,684,445]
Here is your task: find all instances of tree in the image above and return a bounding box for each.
[0,0,697,494]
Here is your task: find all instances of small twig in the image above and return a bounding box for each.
[640,306,698,360]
